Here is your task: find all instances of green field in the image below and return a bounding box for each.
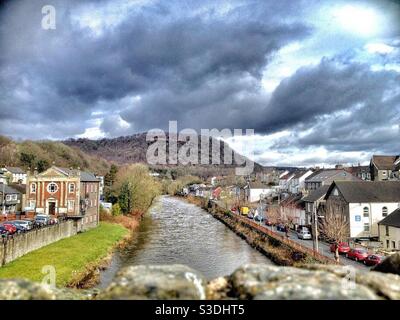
[0,222,129,287]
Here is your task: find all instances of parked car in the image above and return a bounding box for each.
[0,226,9,236]
[48,217,58,225]
[1,223,17,234]
[6,222,26,234]
[364,254,385,266]
[276,224,286,232]
[254,214,264,222]
[346,248,369,262]
[8,220,33,231]
[34,214,50,227]
[264,218,273,226]
[297,230,312,240]
[330,242,351,254]
[247,212,254,219]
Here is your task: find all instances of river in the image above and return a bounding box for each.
[97,196,272,288]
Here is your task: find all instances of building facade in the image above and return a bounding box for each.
[0,184,22,214]
[26,166,100,230]
[378,208,400,251]
[324,181,400,239]
[1,167,27,184]
[370,155,400,181]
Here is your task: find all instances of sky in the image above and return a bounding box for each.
[0,0,399,167]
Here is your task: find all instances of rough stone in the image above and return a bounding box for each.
[206,277,230,300]
[0,279,88,300]
[230,264,381,300]
[98,265,207,300]
[372,253,400,276]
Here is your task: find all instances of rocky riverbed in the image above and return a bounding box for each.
[1,259,400,299]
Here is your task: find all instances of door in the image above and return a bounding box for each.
[48,202,56,215]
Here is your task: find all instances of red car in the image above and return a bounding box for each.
[346,248,368,262]
[364,254,385,266]
[2,223,17,234]
[330,242,350,254]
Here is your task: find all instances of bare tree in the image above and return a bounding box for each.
[319,203,349,262]
[267,206,281,230]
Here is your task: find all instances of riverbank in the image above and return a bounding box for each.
[0,222,129,288]
[182,196,336,266]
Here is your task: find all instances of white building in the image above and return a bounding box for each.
[1,167,27,184]
[279,172,295,192]
[244,182,278,203]
[288,170,314,194]
[325,181,400,239]
[378,208,400,251]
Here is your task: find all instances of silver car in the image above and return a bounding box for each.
[297,230,312,240]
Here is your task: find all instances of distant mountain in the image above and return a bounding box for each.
[64,133,265,177]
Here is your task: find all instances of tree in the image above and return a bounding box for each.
[267,206,282,230]
[105,164,118,187]
[36,159,50,172]
[118,181,133,214]
[319,204,349,262]
[19,152,36,168]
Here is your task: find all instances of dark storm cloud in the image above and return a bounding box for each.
[0,0,311,139]
[253,58,400,133]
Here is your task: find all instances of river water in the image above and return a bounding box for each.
[97,196,272,288]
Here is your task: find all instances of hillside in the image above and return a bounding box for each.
[64,133,265,178]
[0,136,110,175]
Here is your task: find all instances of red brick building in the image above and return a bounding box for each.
[26,166,100,230]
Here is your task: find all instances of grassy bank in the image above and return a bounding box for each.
[0,222,128,287]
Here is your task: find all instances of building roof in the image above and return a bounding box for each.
[4,167,25,174]
[378,208,400,228]
[305,169,359,183]
[247,181,270,189]
[55,167,100,182]
[371,155,399,170]
[302,185,330,202]
[325,181,400,203]
[9,184,26,194]
[0,184,21,195]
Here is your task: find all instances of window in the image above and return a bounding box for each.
[363,207,369,218]
[30,183,36,193]
[386,226,390,236]
[69,183,75,193]
[387,240,390,248]
[47,182,58,194]
[392,241,396,249]
[29,200,36,209]
[67,200,75,212]
[6,195,11,201]
[382,207,388,217]
[363,223,370,232]
[333,188,339,196]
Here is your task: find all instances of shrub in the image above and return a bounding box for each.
[111,203,122,216]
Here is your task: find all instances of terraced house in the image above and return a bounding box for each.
[26,166,100,230]
[370,155,400,181]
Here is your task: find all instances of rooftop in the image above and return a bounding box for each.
[306,169,359,183]
[371,155,399,170]
[325,181,400,203]
[378,208,400,228]
[4,167,25,174]
[0,184,21,195]
[302,185,330,202]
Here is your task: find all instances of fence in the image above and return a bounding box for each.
[211,200,340,265]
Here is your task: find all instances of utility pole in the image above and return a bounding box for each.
[1,182,5,216]
[312,209,319,254]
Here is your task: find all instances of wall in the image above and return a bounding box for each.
[379,224,400,250]
[0,220,78,266]
[349,202,399,238]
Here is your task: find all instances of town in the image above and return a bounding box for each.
[179,154,400,268]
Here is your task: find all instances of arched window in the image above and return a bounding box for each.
[30,183,36,193]
[382,207,388,217]
[47,182,58,194]
[363,207,369,218]
[69,183,75,193]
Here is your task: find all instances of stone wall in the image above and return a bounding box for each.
[0,262,400,300]
[0,220,78,266]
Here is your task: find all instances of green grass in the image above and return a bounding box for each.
[0,222,128,287]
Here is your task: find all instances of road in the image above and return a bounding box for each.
[263,224,371,270]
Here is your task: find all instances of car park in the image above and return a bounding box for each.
[296,230,312,240]
[346,248,368,262]
[330,242,350,254]
[364,254,385,266]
